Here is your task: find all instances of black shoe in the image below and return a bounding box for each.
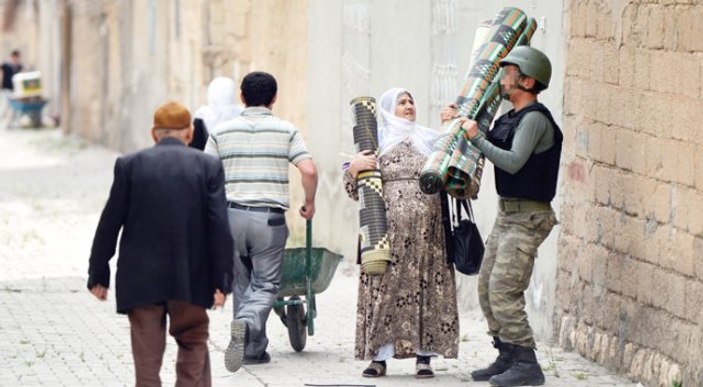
[489,345,545,386]
[243,351,271,365]
[471,337,515,381]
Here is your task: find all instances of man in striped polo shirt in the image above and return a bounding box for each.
[205,71,318,372]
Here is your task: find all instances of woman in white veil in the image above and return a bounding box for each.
[190,77,243,150]
[344,88,459,379]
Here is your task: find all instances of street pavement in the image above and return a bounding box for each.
[0,127,640,386]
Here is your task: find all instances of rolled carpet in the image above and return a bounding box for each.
[350,96,390,276]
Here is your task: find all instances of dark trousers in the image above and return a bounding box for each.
[127,301,211,387]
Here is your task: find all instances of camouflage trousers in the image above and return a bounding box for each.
[477,206,557,348]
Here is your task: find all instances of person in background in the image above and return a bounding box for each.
[87,101,234,387]
[190,76,243,150]
[343,87,459,379]
[205,71,318,372]
[0,50,22,121]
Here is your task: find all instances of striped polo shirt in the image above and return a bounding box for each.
[204,106,311,210]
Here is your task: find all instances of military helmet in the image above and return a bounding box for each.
[500,46,552,89]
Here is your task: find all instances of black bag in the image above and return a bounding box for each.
[440,194,484,275]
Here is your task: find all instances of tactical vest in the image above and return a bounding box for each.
[487,102,563,202]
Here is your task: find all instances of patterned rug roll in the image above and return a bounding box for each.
[420,7,537,198]
[350,97,390,276]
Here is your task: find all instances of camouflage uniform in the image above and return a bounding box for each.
[477,205,557,348]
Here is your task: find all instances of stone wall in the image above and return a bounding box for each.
[556,1,703,386]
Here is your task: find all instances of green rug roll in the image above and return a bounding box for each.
[420,7,537,198]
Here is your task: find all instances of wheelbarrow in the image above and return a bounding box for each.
[8,97,47,128]
[273,220,343,352]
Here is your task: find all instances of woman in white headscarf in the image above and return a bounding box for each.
[190,76,243,150]
[343,88,459,378]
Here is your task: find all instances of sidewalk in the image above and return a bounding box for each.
[0,127,639,386]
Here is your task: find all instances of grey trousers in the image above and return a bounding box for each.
[227,208,288,357]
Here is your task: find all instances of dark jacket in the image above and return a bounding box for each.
[87,137,234,313]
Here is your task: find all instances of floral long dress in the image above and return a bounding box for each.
[344,138,459,360]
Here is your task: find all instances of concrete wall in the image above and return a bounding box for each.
[556,1,703,386]
[307,0,565,344]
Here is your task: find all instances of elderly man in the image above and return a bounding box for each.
[88,101,234,387]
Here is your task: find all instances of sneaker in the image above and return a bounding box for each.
[243,351,271,365]
[224,320,248,372]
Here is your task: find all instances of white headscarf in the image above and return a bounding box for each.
[194,77,243,132]
[378,87,438,157]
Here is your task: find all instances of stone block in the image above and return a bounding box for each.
[609,169,625,210]
[592,164,612,206]
[636,260,656,304]
[606,253,626,295]
[643,220,664,265]
[619,45,636,88]
[671,185,692,231]
[618,215,646,259]
[684,278,702,323]
[623,342,637,369]
[604,42,619,84]
[651,269,686,318]
[673,231,696,277]
[600,124,617,165]
[566,38,591,78]
[607,88,639,130]
[671,97,703,146]
[657,226,680,272]
[650,51,700,98]
[694,237,703,279]
[569,1,587,38]
[621,4,642,47]
[644,5,665,49]
[645,136,664,180]
[575,242,593,283]
[695,145,703,191]
[623,168,648,218]
[634,49,652,91]
[595,2,615,41]
[585,1,599,38]
[676,141,696,188]
[662,6,680,51]
[659,139,680,183]
[678,7,703,52]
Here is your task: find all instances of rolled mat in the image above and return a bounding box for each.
[420,7,537,198]
[350,97,390,276]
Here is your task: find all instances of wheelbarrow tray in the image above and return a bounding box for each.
[278,247,342,298]
[9,98,46,113]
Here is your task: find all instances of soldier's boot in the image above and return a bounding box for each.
[471,337,515,381]
[488,345,545,386]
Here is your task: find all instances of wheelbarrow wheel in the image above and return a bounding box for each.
[286,296,307,352]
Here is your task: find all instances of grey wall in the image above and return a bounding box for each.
[307,0,565,344]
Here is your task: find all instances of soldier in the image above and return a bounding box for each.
[459,46,562,387]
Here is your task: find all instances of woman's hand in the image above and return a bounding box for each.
[440,103,459,123]
[348,150,378,178]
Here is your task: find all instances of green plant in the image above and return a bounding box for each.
[671,379,682,387]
